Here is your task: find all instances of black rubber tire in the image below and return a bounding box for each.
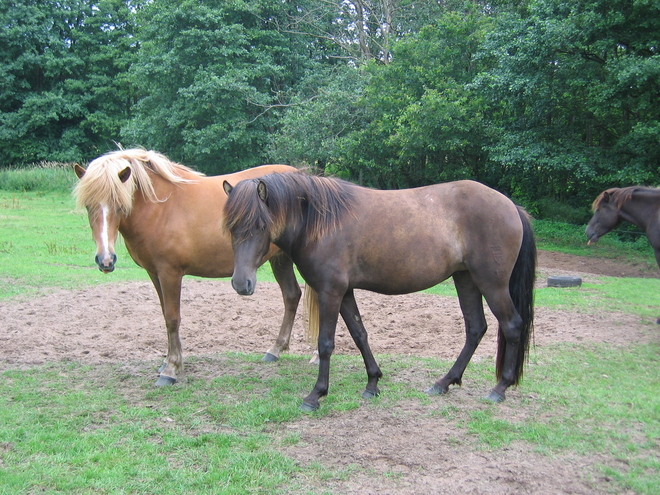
[547,275,582,288]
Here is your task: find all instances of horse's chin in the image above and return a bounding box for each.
[98,266,115,274]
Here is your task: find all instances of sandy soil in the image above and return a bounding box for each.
[1,250,658,494]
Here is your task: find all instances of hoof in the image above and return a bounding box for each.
[425,384,448,396]
[656,317,660,325]
[484,390,505,403]
[262,352,279,362]
[155,375,177,387]
[308,351,319,366]
[158,363,167,374]
[299,401,319,413]
[361,389,379,400]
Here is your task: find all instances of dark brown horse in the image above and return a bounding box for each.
[587,186,660,265]
[223,173,536,411]
[587,186,660,322]
[73,149,305,386]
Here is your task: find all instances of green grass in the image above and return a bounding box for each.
[0,349,658,494]
[466,344,660,494]
[0,163,78,192]
[534,219,657,269]
[0,190,149,299]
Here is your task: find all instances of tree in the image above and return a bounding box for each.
[0,0,140,165]
[279,0,451,64]
[122,0,321,173]
[474,0,660,208]
[327,5,494,188]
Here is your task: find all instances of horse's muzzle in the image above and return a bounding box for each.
[95,253,117,273]
[585,226,599,245]
[231,277,255,296]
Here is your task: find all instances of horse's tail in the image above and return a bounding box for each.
[496,207,536,384]
[303,284,320,346]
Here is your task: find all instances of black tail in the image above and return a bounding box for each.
[496,207,536,384]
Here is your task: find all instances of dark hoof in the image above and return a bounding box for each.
[484,391,505,403]
[656,317,660,325]
[425,384,448,396]
[155,375,177,387]
[158,363,167,374]
[361,389,380,400]
[262,352,279,362]
[300,401,319,413]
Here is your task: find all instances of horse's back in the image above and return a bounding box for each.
[220,165,298,186]
[325,180,524,294]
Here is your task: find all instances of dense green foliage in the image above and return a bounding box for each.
[1,1,658,213]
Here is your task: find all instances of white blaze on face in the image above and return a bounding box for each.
[101,204,110,255]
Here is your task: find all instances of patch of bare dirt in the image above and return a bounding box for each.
[0,250,657,494]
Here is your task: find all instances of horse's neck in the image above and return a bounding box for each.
[120,173,175,232]
[621,191,660,232]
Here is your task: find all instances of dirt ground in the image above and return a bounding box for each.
[1,250,659,494]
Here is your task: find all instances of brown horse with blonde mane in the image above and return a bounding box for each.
[223,173,536,411]
[73,148,304,385]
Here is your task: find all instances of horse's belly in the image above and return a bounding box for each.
[353,253,463,295]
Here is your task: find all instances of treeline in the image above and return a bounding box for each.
[2,0,659,220]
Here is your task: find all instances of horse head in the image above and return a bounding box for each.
[222,179,273,295]
[74,162,132,273]
[586,189,624,245]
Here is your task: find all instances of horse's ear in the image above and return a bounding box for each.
[118,167,131,183]
[602,191,610,203]
[223,180,233,196]
[74,163,86,179]
[257,180,268,203]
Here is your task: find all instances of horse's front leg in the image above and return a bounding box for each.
[300,290,342,412]
[340,290,382,400]
[149,271,184,386]
[262,254,302,361]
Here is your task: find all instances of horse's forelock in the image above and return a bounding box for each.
[74,155,137,214]
[224,179,275,242]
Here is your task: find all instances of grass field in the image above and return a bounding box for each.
[1,171,659,494]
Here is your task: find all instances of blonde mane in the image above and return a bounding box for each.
[73,149,204,215]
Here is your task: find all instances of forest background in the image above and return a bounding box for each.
[1,0,659,223]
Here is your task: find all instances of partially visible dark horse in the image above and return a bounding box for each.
[587,186,660,321]
[587,186,660,265]
[223,173,536,411]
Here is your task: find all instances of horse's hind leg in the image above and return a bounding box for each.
[263,254,302,361]
[148,271,184,386]
[427,271,488,396]
[340,290,383,399]
[481,291,524,403]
